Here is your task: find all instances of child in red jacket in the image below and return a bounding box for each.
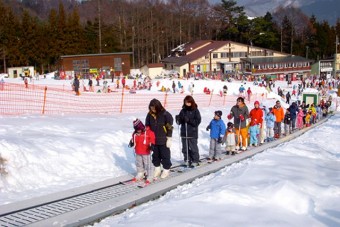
[129,119,156,183]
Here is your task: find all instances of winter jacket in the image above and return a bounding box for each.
[224,129,236,146]
[132,127,156,155]
[288,102,299,119]
[265,113,276,128]
[309,106,317,116]
[284,112,291,124]
[176,106,201,139]
[249,107,263,125]
[207,119,226,139]
[230,103,249,129]
[145,110,173,145]
[272,105,284,122]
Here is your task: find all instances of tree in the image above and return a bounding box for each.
[211,0,246,40]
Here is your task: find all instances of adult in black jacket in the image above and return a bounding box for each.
[145,99,173,179]
[175,95,201,167]
[288,102,299,130]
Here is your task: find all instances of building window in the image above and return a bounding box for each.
[221,52,228,58]
[114,58,122,71]
[213,53,218,59]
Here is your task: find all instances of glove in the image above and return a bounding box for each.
[217,137,223,144]
[239,114,245,121]
[184,116,189,123]
[128,139,134,148]
[150,144,155,151]
[166,137,172,148]
[227,114,232,120]
[206,125,210,131]
[175,115,181,125]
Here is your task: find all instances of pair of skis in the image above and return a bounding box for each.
[120,179,153,188]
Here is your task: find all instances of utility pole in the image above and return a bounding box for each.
[335,35,339,79]
[98,0,102,54]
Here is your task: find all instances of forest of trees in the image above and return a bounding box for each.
[0,0,339,74]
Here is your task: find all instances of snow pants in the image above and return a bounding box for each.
[152,144,172,170]
[209,138,222,159]
[284,122,292,135]
[181,138,200,164]
[291,116,296,130]
[266,127,274,140]
[274,122,282,136]
[136,154,154,180]
[235,127,248,148]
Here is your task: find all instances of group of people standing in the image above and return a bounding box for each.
[128,94,328,185]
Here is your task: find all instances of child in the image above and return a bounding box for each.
[206,110,226,161]
[296,108,304,129]
[128,119,156,184]
[260,113,267,144]
[316,104,322,121]
[223,122,236,155]
[265,107,276,142]
[283,108,292,136]
[248,119,260,146]
[305,110,311,127]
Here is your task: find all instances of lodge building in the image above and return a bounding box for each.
[59,52,132,78]
[162,40,312,80]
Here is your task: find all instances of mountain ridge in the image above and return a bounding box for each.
[210,0,339,25]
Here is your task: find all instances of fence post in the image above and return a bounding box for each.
[163,91,168,108]
[208,89,214,106]
[42,86,47,115]
[119,87,125,113]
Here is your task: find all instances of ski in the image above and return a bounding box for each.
[120,179,145,187]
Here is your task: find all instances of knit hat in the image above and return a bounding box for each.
[227,122,234,128]
[133,119,145,131]
[254,100,260,106]
[215,110,222,118]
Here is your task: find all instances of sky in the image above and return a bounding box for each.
[0,76,339,226]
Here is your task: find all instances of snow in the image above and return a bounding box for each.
[0,77,340,226]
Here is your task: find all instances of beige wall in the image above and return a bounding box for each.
[7,66,35,78]
[140,66,164,79]
[190,43,287,74]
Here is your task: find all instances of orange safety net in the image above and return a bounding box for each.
[0,83,264,116]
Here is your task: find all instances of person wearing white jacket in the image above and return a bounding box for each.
[223,122,237,155]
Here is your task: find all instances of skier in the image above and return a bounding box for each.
[227,97,249,151]
[175,95,201,167]
[206,110,226,161]
[145,99,173,179]
[128,119,156,184]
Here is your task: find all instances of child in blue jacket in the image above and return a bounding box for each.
[206,110,226,161]
[265,107,276,142]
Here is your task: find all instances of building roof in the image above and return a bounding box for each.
[60,52,133,58]
[162,40,229,66]
[240,56,311,64]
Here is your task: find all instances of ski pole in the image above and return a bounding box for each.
[185,122,189,167]
[238,118,242,149]
[178,124,183,161]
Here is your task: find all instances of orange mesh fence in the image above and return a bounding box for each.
[0,83,265,116]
